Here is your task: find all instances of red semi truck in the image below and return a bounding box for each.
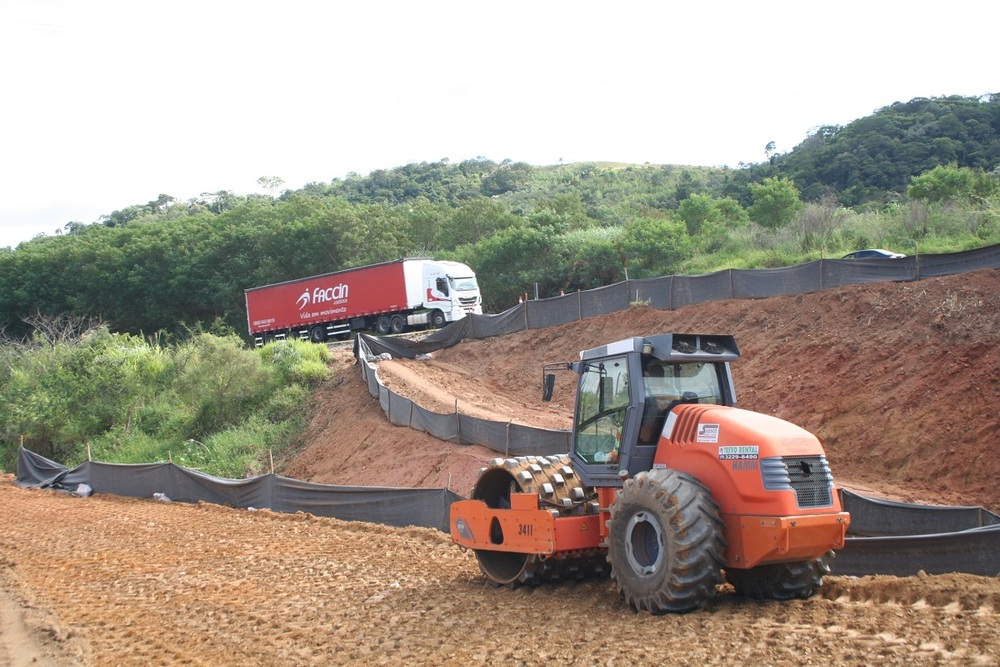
[245,258,482,345]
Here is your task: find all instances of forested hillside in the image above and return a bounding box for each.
[1,94,997,341]
[771,95,1000,204]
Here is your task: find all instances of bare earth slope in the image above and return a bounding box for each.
[291,269,1000,510]
[4,270,1000,665]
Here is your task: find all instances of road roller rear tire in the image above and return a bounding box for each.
[725,551,833,600]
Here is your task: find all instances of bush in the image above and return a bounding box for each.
[0,330,331,478]
[256,339,331,384]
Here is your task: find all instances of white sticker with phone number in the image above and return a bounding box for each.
[719,445,759,460]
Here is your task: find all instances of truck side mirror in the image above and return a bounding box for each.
[542,373,556,402]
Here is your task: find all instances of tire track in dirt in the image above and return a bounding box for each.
[1,478,999,666]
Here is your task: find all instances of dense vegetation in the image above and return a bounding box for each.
[2,94,998,342]
[0,320,330,476]
[1,93,998,475]
[770,95,1000,205]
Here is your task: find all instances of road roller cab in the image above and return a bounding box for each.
[566,333,739,487]
[449,333,850,614]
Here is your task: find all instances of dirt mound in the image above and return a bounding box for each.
[3,478,999,666]
[280,349,498,495]
[289,269,1000,510]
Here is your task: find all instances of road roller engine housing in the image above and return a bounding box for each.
[449,333,850,614]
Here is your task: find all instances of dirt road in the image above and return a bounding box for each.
[2,478,999,666]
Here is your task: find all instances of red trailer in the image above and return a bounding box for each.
[245,258,481,345]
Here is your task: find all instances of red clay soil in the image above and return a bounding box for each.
[4,269,1000,666]
[289,268,1000,511]
[3,477,1000,666]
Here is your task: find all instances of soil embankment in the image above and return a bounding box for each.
[293,269,1000,510]
[4,269,1000,665]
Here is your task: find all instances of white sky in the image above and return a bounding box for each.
[1,0,997,249]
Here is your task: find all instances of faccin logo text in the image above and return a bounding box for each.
[297,283,349,310]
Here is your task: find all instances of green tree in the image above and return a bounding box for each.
[676,194,748,253]
[455,227,564,308]
[563,227,625,289]
[748,177,803,229]
[480,161,532,197]
[619,216,692,277]
[528,193,594,234]
[907,163,997,203]
[677,193,728,236]
[402,197,449,253]
[257,176,285,198]
[433,197,520,250]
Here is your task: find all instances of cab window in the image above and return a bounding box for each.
[638,360,724,445]
[573,356,630,464]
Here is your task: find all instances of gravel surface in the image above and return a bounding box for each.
[2,478,999,666]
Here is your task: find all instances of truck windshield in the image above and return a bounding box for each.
[573,356,630,464]
[449,276,478,292]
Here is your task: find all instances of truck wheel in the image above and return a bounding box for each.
[725,551,833,601]
[430,310,446,328]
[390,315,405,334]
[309,325,327,343]
[607,468,725,614]
[375,315,391,335]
